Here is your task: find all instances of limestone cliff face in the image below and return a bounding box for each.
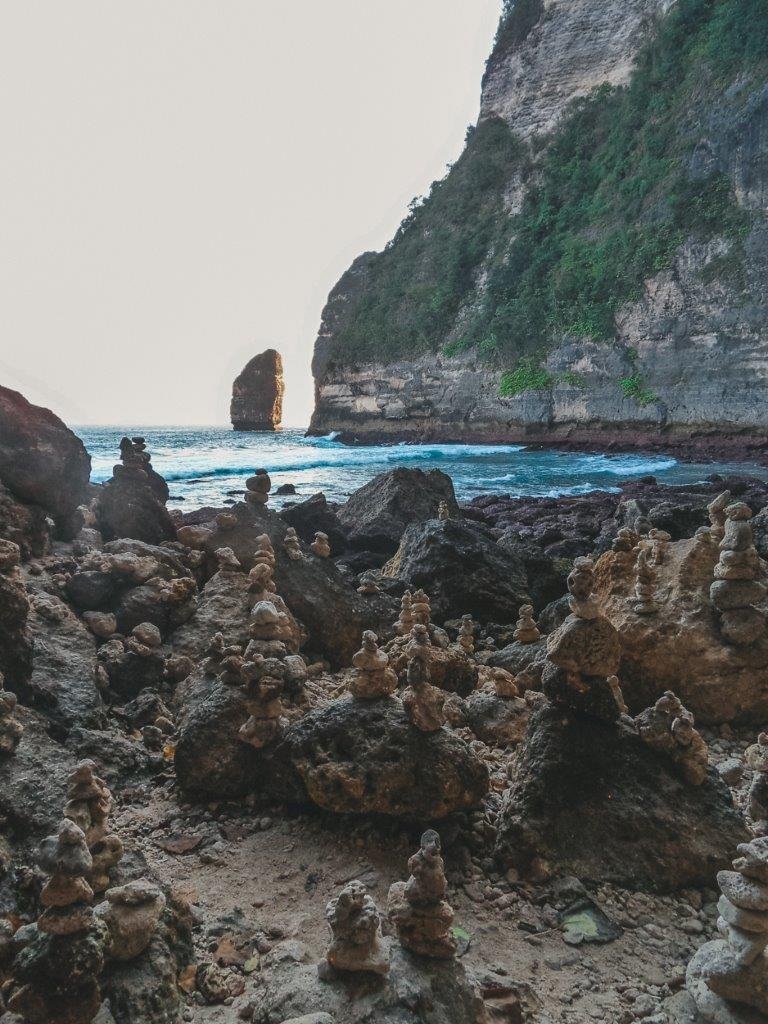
[309,0,768,457]
[231,349,284,431]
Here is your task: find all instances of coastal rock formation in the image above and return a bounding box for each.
[0,539,32,689]
[338,468,459,555]
[230,348,284,431]
[95,437,175,545]
[0,385,91,534]
[383,517,529,623]
[308,0,768,459]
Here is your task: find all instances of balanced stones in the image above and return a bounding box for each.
[245,469,271,506]
[357,572,381,596]
[395,590,415,636]
[567,557,600,619]
[402,625,446,732]
[215,546,242,572]
[322,880,389,977]
[687,837,768,1019]
[63,760,124,893]
[96,879,165,961]
[513,604,540,644]
[457,614,475,654]
[238,656,286,749]
[412,589,432,627]
[387,830,456,959]
[632,547,658,615]
[747,733,768,834]
[283,527,302,561]
[708,490,732,542]
[635,691,708,786]
[437,500,451,522]
[349,631,397,700]
[0,673,23,754]
[710,502,767,645]
[311,531,331,558]
[649,528,671,566]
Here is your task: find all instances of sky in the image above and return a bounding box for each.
[0,0,503,427]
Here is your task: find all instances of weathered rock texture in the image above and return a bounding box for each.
[0,385,91,532]
[230,348,284,431]
[308,0,768,459]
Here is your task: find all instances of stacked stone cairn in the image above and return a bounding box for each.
[9,820,106,1024]
[395,591,415,636]
[632,546,658,615]
[457,614,474,654]
[687,837,768,1019]
[245,469,271,507]
[254,533,277,574]
[634,691,708,786]
[747,733,768,834]
[492,667,519,699]
[311,531,331,558]
[320,880,389,979]
[95,879,165,962]
[412,589,431,627]
[710,501,767,645]
[215,546,242,572]
[709,490,732,542]
[513,604,540,644]
[437,500,451,522]
[649,527,671,566]
[611,527,640,579]
[387,830,456,959]
[543,557,624,719]
[402,625,446,732]
[357,573,381,595]
[64,760,124,893]
[0,671,23,755]
[283,527,302,560]
[349,631,397,700]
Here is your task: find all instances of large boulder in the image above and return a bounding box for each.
[0,482,50,558]
[283,696,489,820]
[383,518,530,624]
[495,704,749,892]
[496,535,570,611]
[195,503,397,667]
[338,468,459,554]
[593,538,768,723]
[169,570,251,664]
[0,385,91,532]
[230,348,284,430]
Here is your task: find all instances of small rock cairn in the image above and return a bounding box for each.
[358,572,381,595]
[96,879,165,962]
[245,469,271,507]
[402,625,446,732]
[437,500,451,522]
[311,531,331,558]
[632,546,658,615]
[388,830,457,959]
[349,631,397,700]
[513,604,540,644]
[395,591,415,636]
[321,879,389,978]
[283,527,302,560]
[710,501,766,645]
[9,819,105,1024]
[64,760,124,893]
[708,490,732,542]
[687,836,768,1019]
[0,672,23,755]
[457,614,475,654]
[634,691,708,786]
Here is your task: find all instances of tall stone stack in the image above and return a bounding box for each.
[687,837,768,1019]
[349,631,397,700]
[245,470,272,507]
[710,502,766,645]
[63,760,124,893]
[402,625,446,732]
[0,672,23,755]
[387,830,457,959]
[321,880,389,978]
[543,557,624,719]
[9,820,107,1024]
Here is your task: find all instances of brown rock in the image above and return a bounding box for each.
[231,349,284,431]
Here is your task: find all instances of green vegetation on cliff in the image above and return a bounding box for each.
[327,0,767,371]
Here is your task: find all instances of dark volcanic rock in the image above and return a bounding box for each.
[279,492,348,554]
[0,482,50,558]
[105,916,190,1024]
[495,704,749,892]
[230,348,284,430]
[0,385,91,531]
[284,696,489,820]
[96,439,175,545]
[496,534,570,611]
[0,542,32,689]
[339,468,460,554]
[384,518,530,624]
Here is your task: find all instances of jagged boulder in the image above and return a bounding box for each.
[338,468,460,554]
[383,518,530,624]
[496,534,571,611]
[230,348,284,430]
[495,704,749,892]
[284,696,489,820]
[0,385,91,534]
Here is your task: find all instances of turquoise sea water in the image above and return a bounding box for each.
[76,426,768,511]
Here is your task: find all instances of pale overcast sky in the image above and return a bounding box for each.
[0,1,502,427]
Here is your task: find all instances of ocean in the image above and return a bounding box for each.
[75,426,768,512]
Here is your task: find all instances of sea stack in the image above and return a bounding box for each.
[231,348,284,431]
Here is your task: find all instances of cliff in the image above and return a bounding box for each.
[309,0,768,459]
[231,349,284,431]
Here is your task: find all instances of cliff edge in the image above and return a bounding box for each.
[309,0,768,460]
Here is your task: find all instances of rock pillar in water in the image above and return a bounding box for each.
[231,349,284,431]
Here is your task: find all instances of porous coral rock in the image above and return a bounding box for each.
[96,879,165,961]
[402,625,446,732]
[513,604,540,644]
[635,690,709,785]
[387,830,456,959]
[283,527,303,561]
[0,673,23,754]
[310,531,331,558]
[322,880,389,976]
[349,631,397,700]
